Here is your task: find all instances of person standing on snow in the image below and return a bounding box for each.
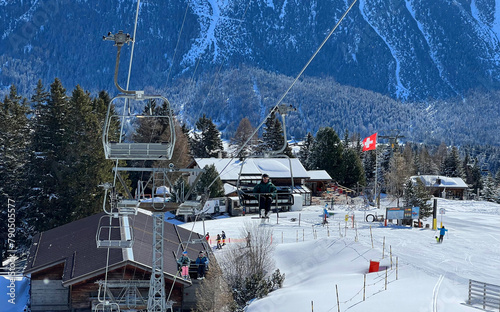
[438,225,448,243]
[216,234,222,249]
[253,173,277,218]
[221,230,226,246]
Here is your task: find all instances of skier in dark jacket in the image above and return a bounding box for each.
[195,251,209,280]
[438,226,448,243]
[253,173,277,218]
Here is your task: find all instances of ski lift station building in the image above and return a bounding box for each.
[24,211,211,311]
[191,158,317,206]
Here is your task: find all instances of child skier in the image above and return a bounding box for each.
[437,225,448,243]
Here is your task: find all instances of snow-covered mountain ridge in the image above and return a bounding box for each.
[1,0,500,145]
[2,0,500,100]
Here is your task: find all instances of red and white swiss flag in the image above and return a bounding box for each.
[362,133,377,152]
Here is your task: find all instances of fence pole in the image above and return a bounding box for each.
[299,213,301,226]
[311,300,313,312]
[385,268,388,290]
[370,226,374,248]
[363,274,366,301]
[336,284,341,312]
[396,257,398,280]
[303,229,305,241]
[327,224,330,237]
[390,245,392,269]
[339,223,342,237]
[382,236,385,259]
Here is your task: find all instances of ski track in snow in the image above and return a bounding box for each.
[432,274,444,312]
[180,198,499,312]
[358,0,409,99]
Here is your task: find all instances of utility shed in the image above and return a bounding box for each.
[24,210,211,312]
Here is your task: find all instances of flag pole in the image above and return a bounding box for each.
[375,146,378,207]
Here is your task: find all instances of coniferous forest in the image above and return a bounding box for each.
[1,78,500,260]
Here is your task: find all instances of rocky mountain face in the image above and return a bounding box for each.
[1,0,500,144]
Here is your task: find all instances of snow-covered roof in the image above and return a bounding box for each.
[411,175,467,189]
[307,170,332,181]
[194,158,310,180]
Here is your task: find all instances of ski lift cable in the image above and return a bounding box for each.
[166,1,191,86]
[206,0,358,189]
[105,0,142,304]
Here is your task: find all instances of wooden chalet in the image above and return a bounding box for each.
[305,170,333,196]
[24,210,211,312]
[191,157,313,207]
[411,175,468,200]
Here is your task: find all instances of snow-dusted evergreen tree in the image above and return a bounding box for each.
[307,127,343,182]
[260,111,293,157]
[298,132,314,169]
[441,146,463,177]
[482,174,497,202]
[231,117,257,158]
[363,150,376,189]
[341,148,365,188]
[25,79,72,232]
[26,81,121,232]
[0,85,30,257]
[403,178,432,218]
[191,114,224,158]
[196,164,224,198]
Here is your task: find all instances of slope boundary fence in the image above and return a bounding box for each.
[466,279,500,311]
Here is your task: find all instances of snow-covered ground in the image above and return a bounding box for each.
[180,198,500,312]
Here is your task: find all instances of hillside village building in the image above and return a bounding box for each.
[24,211,210,312]
[411,175,468,200]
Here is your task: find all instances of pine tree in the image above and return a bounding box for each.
[191,114,224,158]
[482,174,496,202]
[341,148,366,189]
[25,78,73,232]
[298,132,314,169]
[363,150,377,188]
[441,146,463,177]
[196,164,224,198]
[307,127,343,182]
[0,85,31,257]
[260,112,293,157]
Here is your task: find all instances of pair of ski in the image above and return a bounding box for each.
[251,209,271,220]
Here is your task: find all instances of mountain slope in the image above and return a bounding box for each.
[1,0,500,100]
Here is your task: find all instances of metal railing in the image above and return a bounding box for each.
[467,279,500,311]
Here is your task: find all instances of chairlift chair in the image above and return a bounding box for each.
[236,104,296,214]
[96,214,134,248]
[102,94,176,161]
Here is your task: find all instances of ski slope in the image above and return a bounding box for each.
[180,198,500,312]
